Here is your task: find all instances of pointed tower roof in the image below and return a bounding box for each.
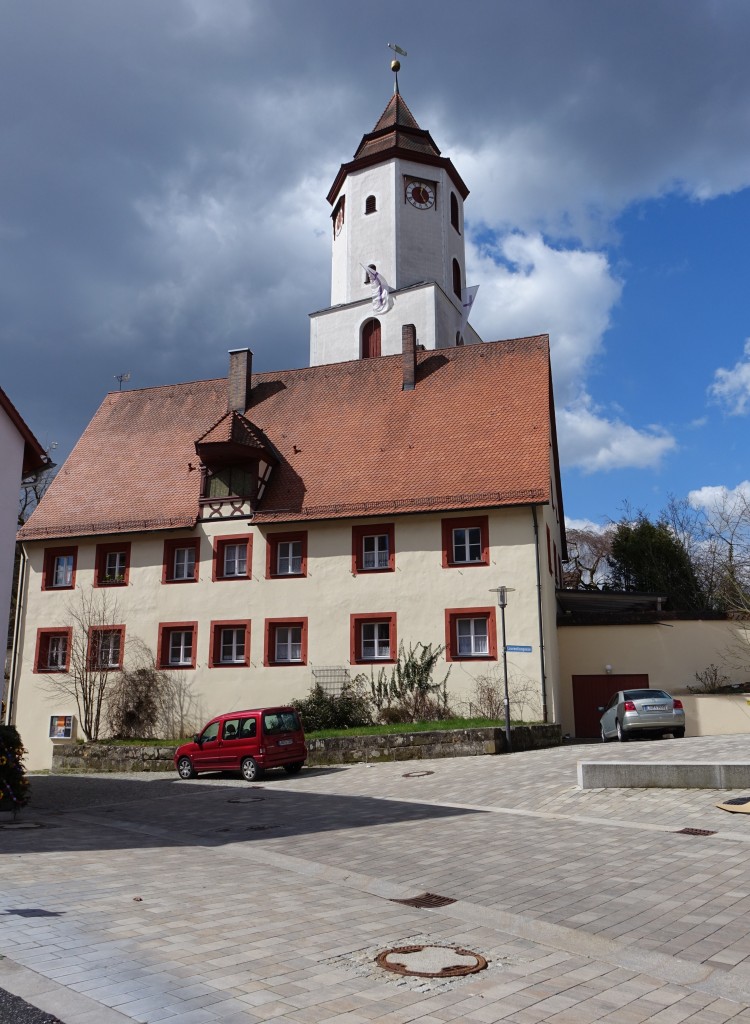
[327,91,468,205]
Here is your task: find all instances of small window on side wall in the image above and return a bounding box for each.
[450,192,460,232]
[452,259,462,298]
[365,195,377,214]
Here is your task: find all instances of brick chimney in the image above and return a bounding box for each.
[402,324,416,391]
[227,348,252,413]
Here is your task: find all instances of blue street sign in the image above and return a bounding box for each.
[505,644,532,653]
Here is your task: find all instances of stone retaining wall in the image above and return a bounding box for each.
[50,724,562,773]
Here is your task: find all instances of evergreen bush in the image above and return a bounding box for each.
[0,725,30,817]
[289,683,373,732]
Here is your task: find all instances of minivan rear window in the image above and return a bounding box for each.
[263,711,300,734]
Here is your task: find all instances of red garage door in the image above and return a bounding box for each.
[572,674,649,738]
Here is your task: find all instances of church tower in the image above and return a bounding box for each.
[309,76,482,366]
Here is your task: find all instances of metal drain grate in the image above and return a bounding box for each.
[246,824,279,831]
[391,892,457,908]
[675,827,716,836]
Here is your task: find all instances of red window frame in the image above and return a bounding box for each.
[263,618,308,667]
[42,546,78,591]
[441,515,489,568]
[209,620,251,668]
[350,612,397,665]
[87,625,125,670]
[94,542,132,588]
[33,627,73,673]
[212,535,252,582]
[445,607,498,662]
[157,621,198,669]
[351,523,395,574]
[162,537,200,584]
[265,531,307,579]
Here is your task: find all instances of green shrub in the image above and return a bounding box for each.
[289,683,373,732]
[0,725,30,816]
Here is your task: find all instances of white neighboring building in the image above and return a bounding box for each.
[310,89,482,365]
[0,387,48,709]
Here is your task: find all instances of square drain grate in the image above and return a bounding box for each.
[675,827,716,836]
[391,893,457,908]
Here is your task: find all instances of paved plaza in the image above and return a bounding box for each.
[4,736,750,1023]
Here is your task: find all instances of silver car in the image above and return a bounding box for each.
[599,689,685,742]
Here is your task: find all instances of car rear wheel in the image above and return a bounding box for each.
[616,720,628,742]
[284,762,303,775]
[673,728,685,739]
[241,756,260,782]
[177,757,196,780]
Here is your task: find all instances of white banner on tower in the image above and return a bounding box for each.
[361,264,391,314]
[460,285,479,335]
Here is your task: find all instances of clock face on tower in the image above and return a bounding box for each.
[406,180,435,210]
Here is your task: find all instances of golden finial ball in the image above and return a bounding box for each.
[391,59,401,72]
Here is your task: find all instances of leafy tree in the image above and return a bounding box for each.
[0,725,30,817]
[606,513,706,611]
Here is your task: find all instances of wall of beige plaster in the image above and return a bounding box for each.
[557,619,750,737]
[13,505,561,769]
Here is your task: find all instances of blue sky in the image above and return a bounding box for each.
[2,0,749,530]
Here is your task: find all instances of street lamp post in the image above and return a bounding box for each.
[490,586,514,753]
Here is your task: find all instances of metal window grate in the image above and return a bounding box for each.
[311,666,351,697]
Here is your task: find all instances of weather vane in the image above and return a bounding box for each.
[387,42,407,94]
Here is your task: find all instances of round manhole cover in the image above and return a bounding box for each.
[376,945,487,979]
[227,797,265,803]
[0,822,46,830]
[402,771,434,778]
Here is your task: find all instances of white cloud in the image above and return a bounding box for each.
[467,231,675,472]
[564,517,612,534]
[709,340,750,415]
[689,480,750,512]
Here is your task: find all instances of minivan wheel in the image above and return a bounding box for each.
[284,762,303,775]
[616,720,628,742]
[177,757,196,780]
[241,756,260,782]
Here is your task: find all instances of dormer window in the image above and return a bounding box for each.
[365,195,377,214]
[207,465,252,499]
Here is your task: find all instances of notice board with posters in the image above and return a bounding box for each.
[49,715,74,740]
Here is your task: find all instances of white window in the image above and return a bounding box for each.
[169,630,193,666]
[277,541,302,575]
[95,630,121,668]
[457,617,489,657]
[275,626,302,663]
[53,554,74,588]
[220,627,246,664]
[362,622,390,660]
[223,543,247,577]
[452,527,482,563]
[362,534,389,570]
[104,551,126,581]
[47,635,68,670]
[173,546,196,580]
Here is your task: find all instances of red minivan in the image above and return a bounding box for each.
[174,706,307,782]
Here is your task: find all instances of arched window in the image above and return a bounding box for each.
[365,195,377,214]
[452,259,462,298]
[361,319,381,359]
[450,192,460,232]
[455,332,464,347]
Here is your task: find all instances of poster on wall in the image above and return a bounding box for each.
[49,715,73,740]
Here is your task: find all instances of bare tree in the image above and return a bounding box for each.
[18,464,56,527]
[41,587,124,741]
[562,525,614,590]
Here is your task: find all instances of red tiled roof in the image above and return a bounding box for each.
[18,338,556,541]
[196,410,272,453]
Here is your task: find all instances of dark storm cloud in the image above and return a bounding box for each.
[2,0,750,463]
